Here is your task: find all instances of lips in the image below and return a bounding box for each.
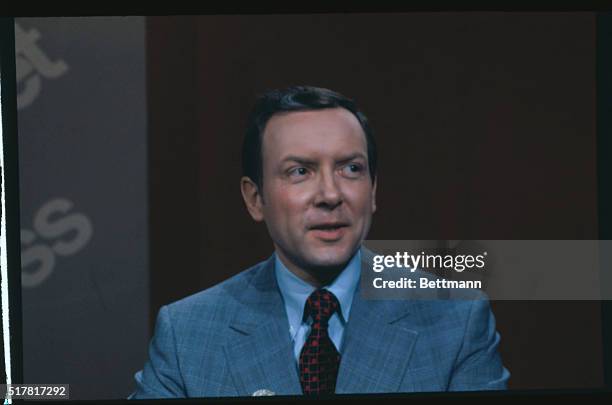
[308,222,349,241]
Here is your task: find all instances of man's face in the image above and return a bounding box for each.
[255,108,376,274]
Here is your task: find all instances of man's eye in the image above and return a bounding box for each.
[342,163,364,177]
[288,167,309,177]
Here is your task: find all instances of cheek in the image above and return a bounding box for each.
[263,185,310,224]
[344,184,375,214]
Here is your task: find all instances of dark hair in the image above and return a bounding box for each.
[241,85,377,189]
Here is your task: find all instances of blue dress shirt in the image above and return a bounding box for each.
[274,249,362,361]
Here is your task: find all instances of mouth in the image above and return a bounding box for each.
[308,223,350,242]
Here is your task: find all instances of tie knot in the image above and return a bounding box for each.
[304,289,339,324]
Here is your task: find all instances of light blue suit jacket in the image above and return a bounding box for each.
[130,250,509,398]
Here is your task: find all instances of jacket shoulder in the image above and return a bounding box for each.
[163,257,272,327]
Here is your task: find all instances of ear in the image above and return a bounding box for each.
[240,176,265,222]
[371,176,377,214]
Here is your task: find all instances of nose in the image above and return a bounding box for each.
[314,169,342,210]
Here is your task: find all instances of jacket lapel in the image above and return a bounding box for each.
[223,249,420,396]
[335,252,419,394]
[223,257,303,396]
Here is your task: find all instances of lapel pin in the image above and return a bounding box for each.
[252,389,275,396]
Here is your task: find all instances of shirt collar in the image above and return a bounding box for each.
[274,249,361,333]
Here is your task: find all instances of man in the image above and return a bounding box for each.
[130,86,509,398]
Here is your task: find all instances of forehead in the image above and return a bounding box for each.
[261,108,367,161]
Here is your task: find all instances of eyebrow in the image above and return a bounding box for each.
[280,153,367,165]
[280,156,318,166]
[336,153,367,165]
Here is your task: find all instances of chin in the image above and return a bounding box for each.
[306,245,356,269]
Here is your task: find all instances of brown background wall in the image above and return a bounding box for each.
[148,13,602,390]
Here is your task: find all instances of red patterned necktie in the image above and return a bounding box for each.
[299,289,341,395]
